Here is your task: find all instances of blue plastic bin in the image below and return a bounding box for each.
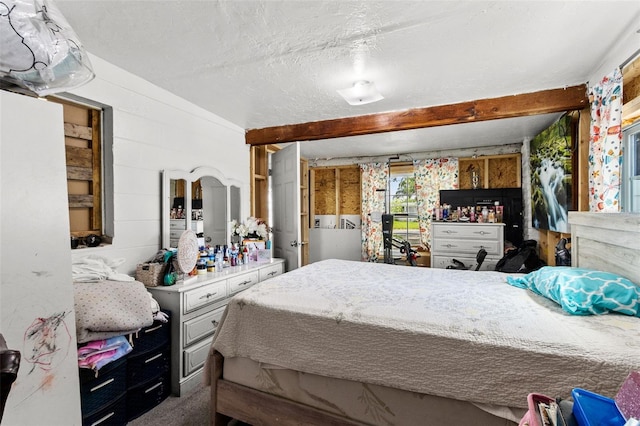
[572,388,626,426]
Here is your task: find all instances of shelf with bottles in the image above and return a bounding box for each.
[432,202,504,224]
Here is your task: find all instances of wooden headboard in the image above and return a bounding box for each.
[569,212,640,283]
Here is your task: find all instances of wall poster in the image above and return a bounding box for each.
[530,114,576,233]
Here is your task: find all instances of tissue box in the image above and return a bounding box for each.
[257,249,271,263]
[616,371,640,421]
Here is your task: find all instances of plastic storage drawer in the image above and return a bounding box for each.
[82,393,127,426]
[127,347,170,385]
[79,356,127,416]
[126,372,171,421]
[130,312,171,355]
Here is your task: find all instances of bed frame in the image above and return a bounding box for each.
[568,212,640,281]
[208,212,640,426]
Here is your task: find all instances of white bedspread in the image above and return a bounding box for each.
[211,259,640,408]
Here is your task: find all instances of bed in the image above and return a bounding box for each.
[206,212,640,426]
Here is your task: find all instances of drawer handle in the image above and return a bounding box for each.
[199,292,217,300]
[212,319,219,327]
[144,353,163,364]
[145,324,163,333]
[239,280,252,286]
[473,245,486,249]
[90,378,114,393]
[144,381,163,394]
[267,271,278,276]
[444,244,458,248]
[91,411,115,426]
[475,231,489,235]
[444,230,458,234]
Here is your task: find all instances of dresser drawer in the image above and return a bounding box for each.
[432,238,502,256]
[432,255,475,269]
[431,255,499,271]
[432,224,501,240]
[183,305,225,346]
[170,219,186,230]
[183,336,213,376]
[228,271,259,295]
[183,281,227,314]
[170,229,184,239]
[259,263,283,281]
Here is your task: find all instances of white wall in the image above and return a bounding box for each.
[0,55,248,424]
[67,54,248,275]
[587,11,640,88]
[309,229,362,263]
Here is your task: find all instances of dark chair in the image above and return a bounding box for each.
[474,248,488,271]
[0,334,20,423]
[447,248,488,271]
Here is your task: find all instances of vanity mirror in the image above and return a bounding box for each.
[162,166,244,249]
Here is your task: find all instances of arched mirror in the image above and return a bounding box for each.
[162,167,244,249]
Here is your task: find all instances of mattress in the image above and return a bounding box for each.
[211,259,640,408]
[223,356,523,425]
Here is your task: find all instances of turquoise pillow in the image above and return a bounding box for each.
[506,266,640,316]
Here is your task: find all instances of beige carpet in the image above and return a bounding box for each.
[128,382,210,426]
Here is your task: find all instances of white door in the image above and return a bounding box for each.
[272,143,301,271]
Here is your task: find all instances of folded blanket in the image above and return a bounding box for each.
[74,280,153,343]
[78,335,132,373]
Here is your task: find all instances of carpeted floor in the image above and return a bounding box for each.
[128,382,211,425]
[127,383,250,426]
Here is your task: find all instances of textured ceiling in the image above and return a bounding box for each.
[55,0,640,159]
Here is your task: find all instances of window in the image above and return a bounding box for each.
[622,121,640,212]
[388,164,420,253]
[48,96,113,245]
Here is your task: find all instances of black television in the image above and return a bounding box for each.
[439,188,524,247]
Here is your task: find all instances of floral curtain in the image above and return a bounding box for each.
[413,158,459,249]
[589,67,623,212]
[360,162,389,262]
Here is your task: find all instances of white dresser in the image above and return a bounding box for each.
[430,222,505,270]
[147,258,284,396]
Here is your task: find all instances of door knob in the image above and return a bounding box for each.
[290,240,299,247]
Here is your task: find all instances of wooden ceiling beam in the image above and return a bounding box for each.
[245,84,588,145]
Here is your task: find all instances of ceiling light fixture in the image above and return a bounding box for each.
[337,80,384,106]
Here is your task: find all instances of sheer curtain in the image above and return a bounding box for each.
[589,67,623,212]
[413,158,459,249]
[360,162,389,262]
